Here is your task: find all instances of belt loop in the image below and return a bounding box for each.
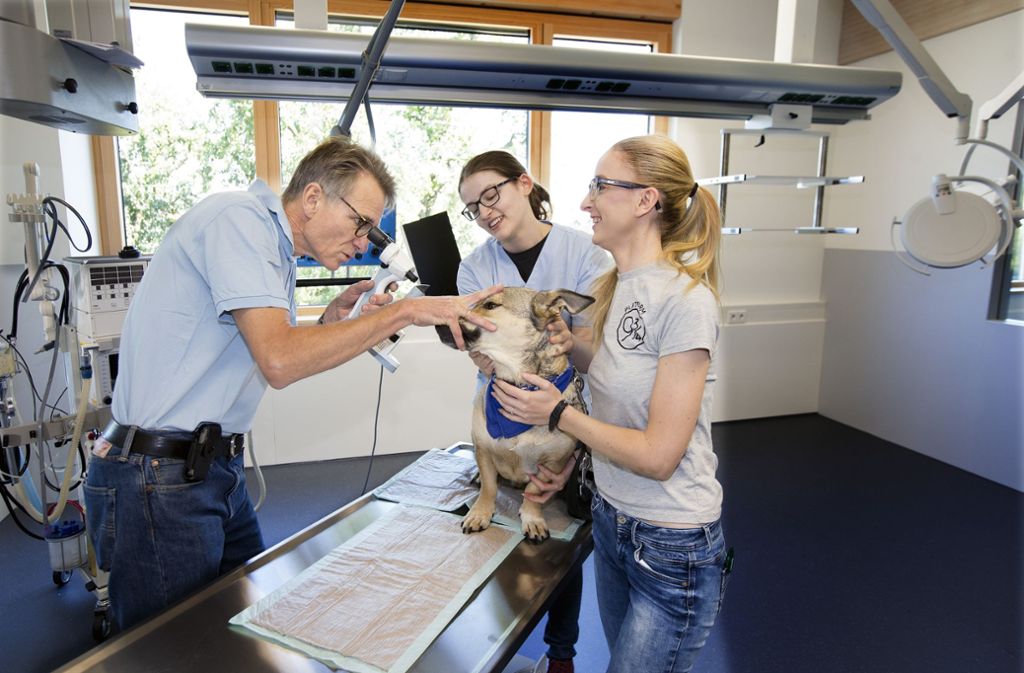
[702,523,714,549]
[123,424,138,455]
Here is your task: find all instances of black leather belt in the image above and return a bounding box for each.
[102,421,244,460]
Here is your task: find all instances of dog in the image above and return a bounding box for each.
[438,287,595,542]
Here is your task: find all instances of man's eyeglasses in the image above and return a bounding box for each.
[461,176,518,221]
[338,194,376,237]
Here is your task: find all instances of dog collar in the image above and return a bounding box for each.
[485,366,576,439]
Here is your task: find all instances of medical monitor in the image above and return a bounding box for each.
[402,212,462,297]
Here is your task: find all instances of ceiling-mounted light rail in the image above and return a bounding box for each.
[185,23,902,124]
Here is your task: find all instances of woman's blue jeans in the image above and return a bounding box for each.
[84,444,265,631]
[591,493,729,673]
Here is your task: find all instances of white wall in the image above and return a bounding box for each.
[250,327,480,466]
[675,0,842,421]
[821,11,1024,492]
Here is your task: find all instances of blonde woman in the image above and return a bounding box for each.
[493,135,731,672]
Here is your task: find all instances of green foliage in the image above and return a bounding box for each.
[119,98,255,254]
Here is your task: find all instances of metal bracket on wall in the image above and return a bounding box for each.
[704,128,862,235]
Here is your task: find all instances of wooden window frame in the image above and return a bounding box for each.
[96,0,673,254]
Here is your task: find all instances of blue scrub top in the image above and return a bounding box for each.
[112,180,297,434]
[457,223,610,315]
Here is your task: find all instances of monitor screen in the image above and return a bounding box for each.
[402,212,463,297]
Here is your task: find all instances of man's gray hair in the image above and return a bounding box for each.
[282,137,396,208]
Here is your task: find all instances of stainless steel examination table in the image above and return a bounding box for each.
[55,444,592,673]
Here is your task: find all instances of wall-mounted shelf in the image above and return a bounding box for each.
[702,174,864,188]
[704,129,863,234]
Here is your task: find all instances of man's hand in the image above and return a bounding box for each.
[320,279,397,324]
[403,285,502,350]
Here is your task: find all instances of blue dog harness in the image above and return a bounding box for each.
[485,366,576,439]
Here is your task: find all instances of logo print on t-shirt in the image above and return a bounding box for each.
[616,302,646,349]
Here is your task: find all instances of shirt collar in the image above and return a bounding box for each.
[248,179,294,255]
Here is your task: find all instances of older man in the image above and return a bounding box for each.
[85,137,499,631]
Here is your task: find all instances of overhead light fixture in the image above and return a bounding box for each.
[184,23,901,124]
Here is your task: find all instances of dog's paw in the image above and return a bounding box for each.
[462,505,494,534]
[520,512,550,544]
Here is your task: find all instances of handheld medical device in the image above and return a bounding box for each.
[346,225,420,373]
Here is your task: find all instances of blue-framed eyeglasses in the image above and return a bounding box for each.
[462,176,518,221]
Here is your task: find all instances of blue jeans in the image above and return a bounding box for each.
[84,443,265,631]
[591,493,728,673]
[544,564,583,660]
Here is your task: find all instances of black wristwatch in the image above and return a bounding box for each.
[548,399,569,432]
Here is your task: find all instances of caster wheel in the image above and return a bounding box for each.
[53,570,72,586]
[92,612,112,642]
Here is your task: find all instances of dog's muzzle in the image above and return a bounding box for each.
[435,320,480,349]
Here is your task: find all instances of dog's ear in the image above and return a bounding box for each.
[530,289,596,329]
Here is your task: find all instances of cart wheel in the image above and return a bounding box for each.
[92,612,111,642]
[53,570,72,586]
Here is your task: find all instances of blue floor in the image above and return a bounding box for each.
[0,414,1020,673]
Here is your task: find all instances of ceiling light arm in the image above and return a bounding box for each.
[849,0,972,142]
[330,0,407,138]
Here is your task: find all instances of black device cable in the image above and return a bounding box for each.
[42,196,93,253]
[0,484,45,540]
[42,439,85,493]
[10,269,29,341]
[0,445,30,484]
[359,365,385,496]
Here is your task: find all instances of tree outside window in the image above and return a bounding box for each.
[117,9,255,253]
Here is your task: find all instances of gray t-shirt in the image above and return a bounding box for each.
[588,262,722,524]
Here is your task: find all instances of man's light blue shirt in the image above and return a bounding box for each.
[112,180,297,434]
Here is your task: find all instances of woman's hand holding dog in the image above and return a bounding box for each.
[493,372,563,427]
[546,317,573,356]
[524,459,576,504]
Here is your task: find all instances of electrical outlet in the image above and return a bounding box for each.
[726,308,747,324]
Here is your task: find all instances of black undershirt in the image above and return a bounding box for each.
[504,228,551,282]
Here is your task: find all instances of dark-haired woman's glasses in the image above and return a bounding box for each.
[461,177,517,221]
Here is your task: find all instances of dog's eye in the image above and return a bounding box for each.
[482,301,501,310]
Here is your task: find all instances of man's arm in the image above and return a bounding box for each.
[234,287,501,389]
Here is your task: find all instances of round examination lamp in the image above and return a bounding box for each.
[900,180,1004,268]
[895,173,1018,272]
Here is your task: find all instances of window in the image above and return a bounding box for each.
[95,1,673,308]
[547,38,654,231]
[992,215,1023,321]
[116,8,254,253]
[276,17,529,305]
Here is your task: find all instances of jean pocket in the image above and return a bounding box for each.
[83,484,116,571]
[633,541,690,588]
